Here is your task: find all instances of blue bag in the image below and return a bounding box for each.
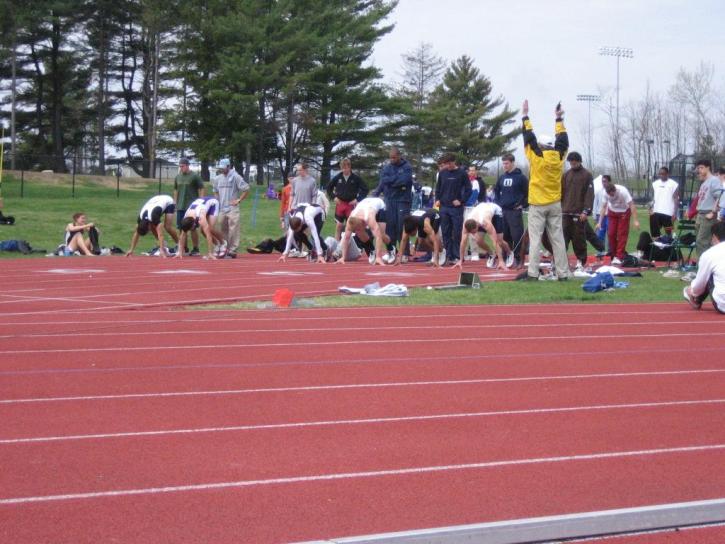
[582,272,615,293]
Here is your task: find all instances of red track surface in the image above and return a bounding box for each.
[1,257,724,543]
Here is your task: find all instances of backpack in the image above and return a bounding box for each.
[582,272,614,293]
[0,239,31,254]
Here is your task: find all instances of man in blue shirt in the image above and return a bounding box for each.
[434,153,472,265]
[374,147,413,253]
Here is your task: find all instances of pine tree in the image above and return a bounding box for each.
[429,55,519,167]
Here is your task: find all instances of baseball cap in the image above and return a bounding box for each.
[216,158,231,169]
[538,135,554,148]
[179,157,190,166]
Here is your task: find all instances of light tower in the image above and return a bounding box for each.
[576,94,600,167]
[598,46,634,135]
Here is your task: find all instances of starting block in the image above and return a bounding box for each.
[433,272,481,290]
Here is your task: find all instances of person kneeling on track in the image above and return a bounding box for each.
[395,209,444,267]
[177,196,225,259]
[279,204,328,264]
[683,222,725,314]
[337,197,395,265]
[456,202,511,271]
[126,194,179,257]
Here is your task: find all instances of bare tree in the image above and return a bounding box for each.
[397,42,445,175]
[669,61,716,152]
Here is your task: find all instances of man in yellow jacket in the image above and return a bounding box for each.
[520,100,571,280]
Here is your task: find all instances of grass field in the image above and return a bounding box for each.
[0,172,290,256]
[198,270,687,310]
[1,172,660,257]
[1,172,692,307]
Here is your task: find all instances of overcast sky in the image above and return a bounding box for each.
[370,0,725,166]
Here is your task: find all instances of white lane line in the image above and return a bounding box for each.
[3,331,725,355]
[0,294,132,307]
[4,349,724,377]
[2,399,723,445]
[2,443,724,505]
[2,369,723,405]
[0,308,698,327]
[2,319,720,340]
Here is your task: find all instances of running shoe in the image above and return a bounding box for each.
[504,252,514,268]
[471,252,480,262]
[189,248,200,257]
[437,249,447,267]
[683,286,702,310]
[611,257,622,265]
[368,250,376,264]
[486,255,497,269]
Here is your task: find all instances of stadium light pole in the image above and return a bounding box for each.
[577,94,600,167]
[598,46,634,136]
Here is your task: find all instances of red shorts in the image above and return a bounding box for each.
[335,200,356,223]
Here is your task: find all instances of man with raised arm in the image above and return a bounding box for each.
[519,100,571,281]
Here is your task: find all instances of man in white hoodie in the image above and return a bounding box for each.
[683,222,725,314]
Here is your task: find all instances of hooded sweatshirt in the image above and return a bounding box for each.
[494,168,529,210]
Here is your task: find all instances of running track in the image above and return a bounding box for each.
[1,256,724,543]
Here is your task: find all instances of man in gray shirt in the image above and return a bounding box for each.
[212,159,250,258]
[288,162,318,211]
[694,158,723,259]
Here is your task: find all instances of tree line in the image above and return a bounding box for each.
[0,0,519,184]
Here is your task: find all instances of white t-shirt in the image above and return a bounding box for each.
[351,197,386,223]
[139,195,175,222]
[603,185,632,213]
[470,202,502,225]
[651,178,679,216]
[592,175,605,217]
[690,241,725,310]
[185,197,220,219]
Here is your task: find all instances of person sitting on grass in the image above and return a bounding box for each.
[176,196,225,259]
[394,209,443,267]
[455,201,510,271]
[683,222,725,314]
[125,194,179,257]
[64,212,99,256]
[279,204,328,264]
[336,197,393,265]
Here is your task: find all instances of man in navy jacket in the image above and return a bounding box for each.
[374,147,413,250]
[494,153,529,267]
[435,153,472,264]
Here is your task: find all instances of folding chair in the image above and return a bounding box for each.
[666,219,697,269]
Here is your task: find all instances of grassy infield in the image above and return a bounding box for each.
[0,172,687,307]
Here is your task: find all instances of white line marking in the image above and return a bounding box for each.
[2,369,723,404]
[2,319,719,340]
[0,306,692,323]
[257,271,325,276]
[3,331,725,355]
[4,352,724,377]
[151,270,210,275]
[2,399,723,445]
[42,269,107,274]
[2,444,724,505]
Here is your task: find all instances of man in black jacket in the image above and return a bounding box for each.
[435,153,472,265]
[494,153,528,268]
[326,158,368,240]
